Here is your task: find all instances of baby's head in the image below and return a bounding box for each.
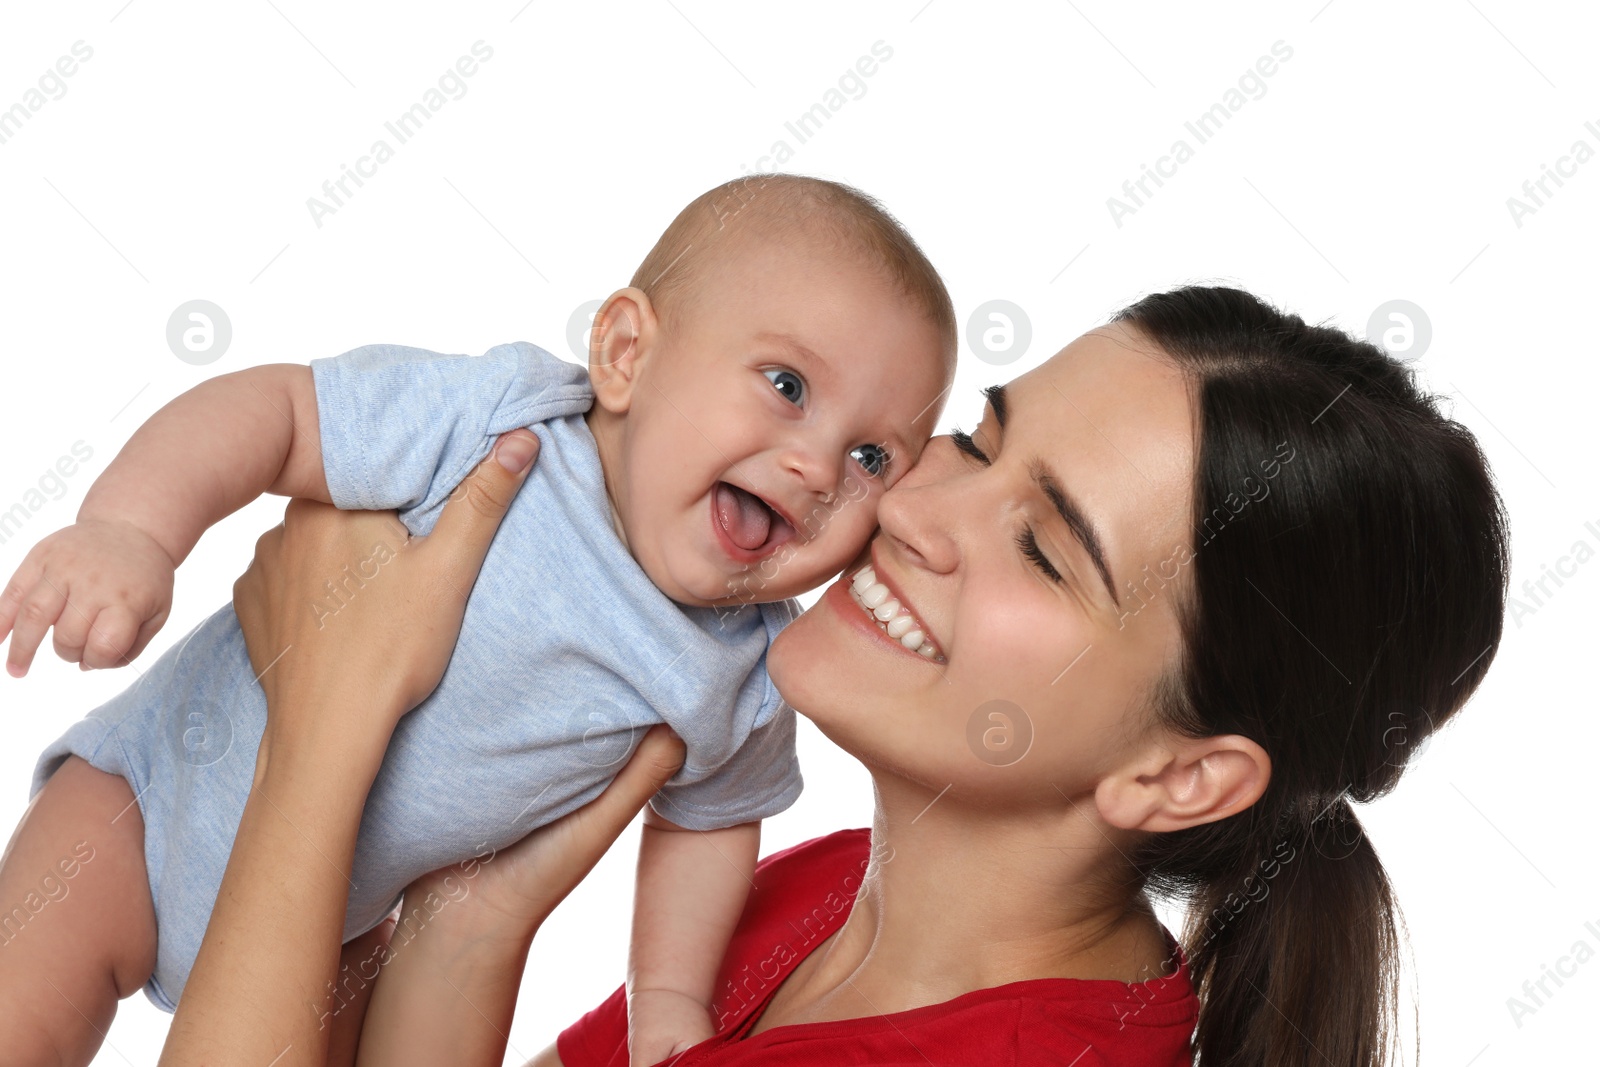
[584,175,956,608]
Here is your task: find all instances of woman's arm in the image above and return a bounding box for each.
[162,699,389,1065]
[359,806,759,1067]
[158,432,544,1066]
[351,730,685,1067]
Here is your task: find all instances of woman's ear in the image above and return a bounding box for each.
[588,287,659,415]
[1095,733,1271,833]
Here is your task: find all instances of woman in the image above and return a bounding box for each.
[164,286,1508,1067]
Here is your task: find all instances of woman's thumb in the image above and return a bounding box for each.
[427,429,539,575]
[493,430,539,475]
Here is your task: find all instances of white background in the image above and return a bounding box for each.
[1,1,1596,1063]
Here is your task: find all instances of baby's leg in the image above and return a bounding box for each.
[0,756,157,1066]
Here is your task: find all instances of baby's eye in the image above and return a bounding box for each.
[763,369,805,406]
[850,443,889,478]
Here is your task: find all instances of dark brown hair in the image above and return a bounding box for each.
[1116,286,1509,1067]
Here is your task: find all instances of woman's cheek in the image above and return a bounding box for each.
[978,598,1060,678]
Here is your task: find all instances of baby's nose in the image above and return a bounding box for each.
[778,444,840,498]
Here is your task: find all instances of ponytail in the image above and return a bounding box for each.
[1175,798,1402,1067]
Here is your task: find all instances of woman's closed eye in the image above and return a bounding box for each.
[950,427,1068,586]
[1016,526,1065,584]
[949,427,989,464]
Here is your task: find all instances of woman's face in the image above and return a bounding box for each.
[769,323,1198,805]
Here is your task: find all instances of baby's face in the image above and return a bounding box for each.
[598,239,951,609]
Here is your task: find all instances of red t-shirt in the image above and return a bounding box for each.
[558,829,1197,1066]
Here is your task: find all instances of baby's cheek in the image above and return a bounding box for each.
[765,542,847,601]
[840,469,873,504]
[823,510,879,572]
[846,490,886,540]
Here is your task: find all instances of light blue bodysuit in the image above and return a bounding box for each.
[32,342,802,1011]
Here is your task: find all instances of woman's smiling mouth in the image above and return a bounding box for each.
[846,556,944,661]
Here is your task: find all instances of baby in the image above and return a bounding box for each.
[0,174,956,1065]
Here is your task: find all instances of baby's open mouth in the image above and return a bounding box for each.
[713,481,795,555]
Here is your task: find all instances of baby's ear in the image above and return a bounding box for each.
[588,287,658,414]
[1094,731,1271,834]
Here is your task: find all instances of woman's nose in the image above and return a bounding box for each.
[874,436,964,575]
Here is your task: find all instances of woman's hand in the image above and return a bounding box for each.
[408,728,686,942]
[353,726,687,1067]
[232,430,542,768]
[162,430,540,1067]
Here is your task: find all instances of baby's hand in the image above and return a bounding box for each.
[0,518,175,676]
[628,988,716,1067]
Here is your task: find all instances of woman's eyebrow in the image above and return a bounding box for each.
[983,380,1118,604]
[1029,458,1119,607]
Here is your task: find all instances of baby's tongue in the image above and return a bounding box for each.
[715,482,772,551]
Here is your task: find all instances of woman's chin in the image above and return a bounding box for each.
[767,621,810,703]
[772,604,959,783]
[769,607,852,717]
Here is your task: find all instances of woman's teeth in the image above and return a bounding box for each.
[849,565,943,661]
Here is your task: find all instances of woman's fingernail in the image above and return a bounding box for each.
[495,433,537,473]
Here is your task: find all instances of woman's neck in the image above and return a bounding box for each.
[752,776,1173,1033]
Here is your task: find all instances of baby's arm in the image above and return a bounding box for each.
[628,807,759,1067]
[0,364,326,674]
